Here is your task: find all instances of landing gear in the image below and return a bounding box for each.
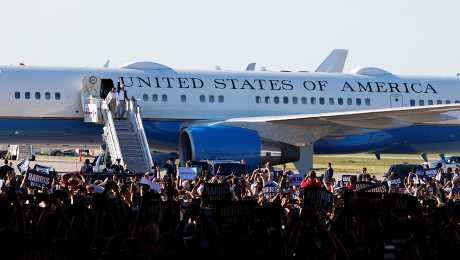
[375,153,381,160]
[420,153,428,163]
[293,145,313,174]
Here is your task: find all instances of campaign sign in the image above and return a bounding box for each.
[17,159,29,173]
[451,187,460,196]
[25,170,53,190]
[341,175,352,186]
[384,193,418,213]
[388,177,405,193]
[425,169,437,178]
[344,191,384,215]
[178,167,197,180]
[303,187,333,209]
[33,164,53,174]
[357,182,387,193]
[217,201,256,225]
[262,183,278,199]
[355,181,375,191]
[202,183,231,204]
[288,174,303,187]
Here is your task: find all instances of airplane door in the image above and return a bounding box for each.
[390,94,403,107]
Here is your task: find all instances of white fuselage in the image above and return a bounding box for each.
[1,65,459,121]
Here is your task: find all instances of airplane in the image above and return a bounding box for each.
[1,49,460,173]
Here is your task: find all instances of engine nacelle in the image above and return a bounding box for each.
[179,125,300,169]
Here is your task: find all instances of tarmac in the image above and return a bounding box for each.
[8,155,89,174]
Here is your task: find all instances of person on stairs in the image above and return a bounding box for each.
[105,87,117,117]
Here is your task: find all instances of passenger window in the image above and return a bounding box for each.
[437,100,442,104]
[347,98,352,105]
[55,92,61,100]
[143,94,148,101]
[209,95,215,103]
[301,97,307,104]
[455,100,460,104]
[35,92,40,100]
[311,97,316,105]
[274,96,280,104]
[152,94,158,102]
[181,95,186,103]
[319,97,325,105]
[255,96,261,103]
[162,94,167,102]
[428,100,433,105]
[200,95,205,103]
[218,95,224,103]
[14,92,20,99]
[410,100,415,106]
[446,100,451,104]
[338,97,343,105]
[292,97,298,104]
[329,97,334,105]
[265,96,270,104]
[365,98,370,106]
[283,96,289,104]
[25,92,31,99]
[45,92,51,100]
[419,100,424,106]
[356,98,362,106]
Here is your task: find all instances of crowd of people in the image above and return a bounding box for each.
[0,158,459,259]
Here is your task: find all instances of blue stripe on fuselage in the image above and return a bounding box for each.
[1,119,460,155]
[314,125,460,154]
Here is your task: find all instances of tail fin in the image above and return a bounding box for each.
[315,49,348,73]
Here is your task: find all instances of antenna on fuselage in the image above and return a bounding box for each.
[215,66,222,70]
[103,59,111,68]
[246,63,256,71]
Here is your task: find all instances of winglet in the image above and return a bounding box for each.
[315,49,348,73]
[246,63,256,71]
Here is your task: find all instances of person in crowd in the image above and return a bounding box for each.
[358,167,371,182]
[300,170,322,189]
[116,83,128,119]
[111,158,124,173]
[80,158,93,174]
[0,159,12,179]
[324,162,334,182]
[0,158,458,258]
[105,87,117,117]
[347,175,358,190]
[163,158,176,179]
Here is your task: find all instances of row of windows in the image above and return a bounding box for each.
[142,94,225,103]
[410,99,460,106]
[14,91,61,100]
[255,96,371,106]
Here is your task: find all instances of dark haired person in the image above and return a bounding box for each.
[301,170,322,189]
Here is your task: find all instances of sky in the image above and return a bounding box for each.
[1,0,460,75]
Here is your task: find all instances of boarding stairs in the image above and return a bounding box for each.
[18,144,34,160]
[90,97,153,173]
[6,144,34,161]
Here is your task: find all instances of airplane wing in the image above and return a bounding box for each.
[315,49,348,73]
[216,104,460,146]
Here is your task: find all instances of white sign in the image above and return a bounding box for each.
[83,103,99,123]
[139,177,161,193]
[179,167,198,180]
[17,159,29,173]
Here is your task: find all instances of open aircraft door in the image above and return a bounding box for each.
[81,76,102,123]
